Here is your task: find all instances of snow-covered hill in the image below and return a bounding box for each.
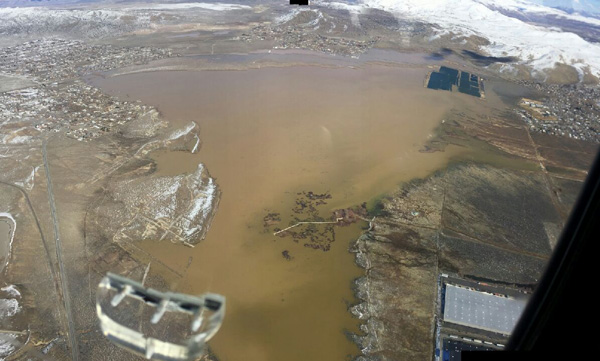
[0,6,157,38]
[326,0,600,80]
[0,2,250,39]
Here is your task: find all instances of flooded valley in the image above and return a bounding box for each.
[91,64,467,361]
[2,2,599,360]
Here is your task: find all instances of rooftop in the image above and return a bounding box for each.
[443,284,526,335]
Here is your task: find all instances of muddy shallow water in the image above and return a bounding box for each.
[0,219,12,274]
[91,64,466,361]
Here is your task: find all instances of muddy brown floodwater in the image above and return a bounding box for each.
[91,64,465,361]
[0,219,12,273]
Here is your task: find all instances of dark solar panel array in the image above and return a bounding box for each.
[458,72,481,97]
[442,339,495,361]
[439,66,459,85]
[427,66,482,98]
[427,72,453,91]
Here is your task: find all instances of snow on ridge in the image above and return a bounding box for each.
[274,7,313,25]
[0,7,124,20]
[275,7,327,29]
[0,285,21,298]
[181,164,219,238]
[0,2,251,37]
[320,1,366,27]
[129,3,251,11]
[0,6,154,37]
[168,121,197,141]
[359,0,600,78]
[0,3,250,36]
[308,10,325,27]
[182,164,217,237]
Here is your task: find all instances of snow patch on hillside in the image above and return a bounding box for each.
[274,7,312,25]
[0,333,18,360]
[180,165,218,238]
[0,285,21,298]
[0,284,21,359]
[324,1,365,27]
[111,160,219,244]
[0,299,20,319]
[168,122,197,141]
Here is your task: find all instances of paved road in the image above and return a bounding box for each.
[43,138,80,361]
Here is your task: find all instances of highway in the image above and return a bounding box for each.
[42,138,80,361]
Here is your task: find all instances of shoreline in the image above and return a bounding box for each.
[345,118,596,360]
[99,47,479,79]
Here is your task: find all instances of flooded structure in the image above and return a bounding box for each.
[427,66,484,97]
[441,338,496,361]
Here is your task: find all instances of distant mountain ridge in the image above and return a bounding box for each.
[0,0,107,7]
[534,0,600,16]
